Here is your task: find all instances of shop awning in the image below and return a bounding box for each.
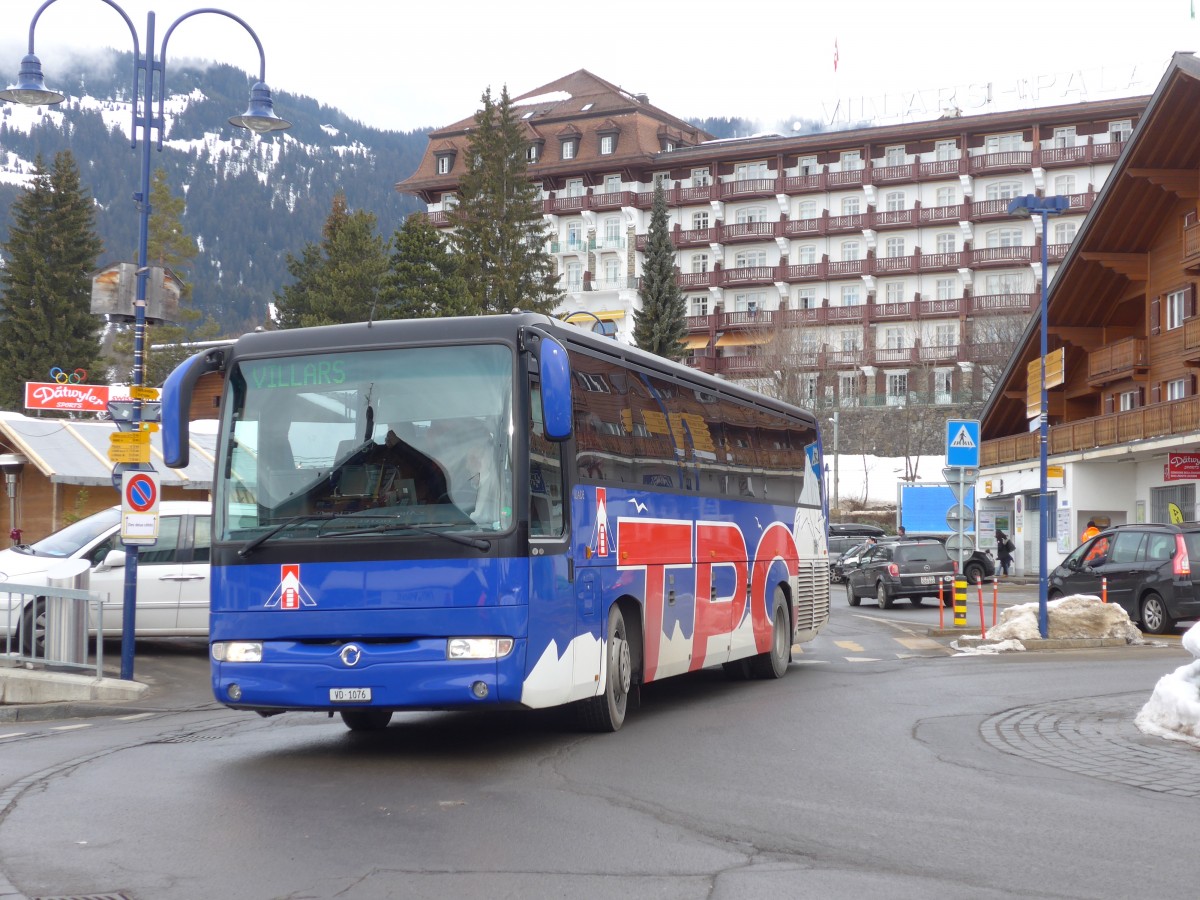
[715,332,771,347]
[565,308,626,324]
[681,334,711,350]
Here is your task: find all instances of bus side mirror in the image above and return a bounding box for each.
[539,337,572,442]
[162,348,224,468]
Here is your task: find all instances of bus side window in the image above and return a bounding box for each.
[530,385,565,537]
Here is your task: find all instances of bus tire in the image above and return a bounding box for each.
[578,604,631,732]
[340,709,392,732]
[751,588,790,679]
[17,598,46,658]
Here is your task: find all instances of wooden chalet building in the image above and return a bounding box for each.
[979,53,1200,576]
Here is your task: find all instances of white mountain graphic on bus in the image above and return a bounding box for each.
[264,563,318,609]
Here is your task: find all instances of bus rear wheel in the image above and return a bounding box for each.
[578,604,631,732]
[340,709,392,732]
[751,588,790,679]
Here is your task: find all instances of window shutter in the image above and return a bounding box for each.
[1150,296,1161,335]
[1104,394,1114,415]
[1137,386,1145,408]
[1192,374,1199,397]
[1188,284,1197,319]
[1152,382,1161,404]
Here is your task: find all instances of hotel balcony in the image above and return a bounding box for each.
[1087,337,1148,386]
[969,246,1034,268]
[969,150,1033,175]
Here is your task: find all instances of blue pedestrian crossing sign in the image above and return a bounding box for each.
[945,419,981,468]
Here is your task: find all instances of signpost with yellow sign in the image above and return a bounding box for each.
[107,429,151,463]
[1025,348,1065,419]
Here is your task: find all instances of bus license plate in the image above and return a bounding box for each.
[329,687,372,703]
[919,576,935,585]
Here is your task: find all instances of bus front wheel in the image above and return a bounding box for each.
[751,588,790,679]
[578,604,631,732]
[340,709,393,732]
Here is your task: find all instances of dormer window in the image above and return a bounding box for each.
[435,152,456,175]
[561,138,578,160]
[600,134,615,155]
[527,140,544,164]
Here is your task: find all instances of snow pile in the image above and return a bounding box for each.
[952,595,1143,653]
[1135,622,1200,748]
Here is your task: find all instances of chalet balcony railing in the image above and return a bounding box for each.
[871,163,918,183]
[871,208,916,229]
[970,246,1034,267]
[970,198,1016,219]
[827,168,866,188]
[781,173,826,192]
[982,396,1200,467]
[970,292,1036,313]
[918,158,965,178]
[592,235,626,250]
[918,203,965,224]
[722,178,778,199]
[1047,243,1070,263]
[674,227,714,248]
[969,150,1033,173]
[918,297,966,316]
[783,217,824,237]
[425,210,449,227]
[1091,138,1127,162]
[719,221,776,243]
[591,190,632,211]
[827,213,866,233]
[1183,220,1200,270]
[721,265,776,286]
[871,300,915,320]
[1184,318,1200,358]
[678,185,716,203]
[828,258,867,277]
[545,194,587,214]
[874,254,917,275]
[1037,145,1088,166]
[1087,337,1147,384]
[919,251,964,270]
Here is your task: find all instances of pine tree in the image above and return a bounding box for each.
[382,213,472,319]
[274,192,391,328]
[448,86,556,315]
[633,183,686,360]
[0,151,104,410]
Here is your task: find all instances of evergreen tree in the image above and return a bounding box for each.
[273,193,391,328]
[633,184,686,360]
[0,151,104,410]
[382,213,472,319]
[448,86,556,315]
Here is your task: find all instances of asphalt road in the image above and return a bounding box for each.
[0,619,1196,900]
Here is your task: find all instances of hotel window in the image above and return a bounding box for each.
[691,253,710,274]
[840,330,861,351]
[934,369,954,404]
[692,210,710,231]
[884,236,905,258]
[735,249,767,268]
[692,297,709,317]
[599,134,616,155]
[936,186,957,206]
[840,150,863,170]
[798,155,819,175]
[985,273,1025,294]
[1053,221,1077,244]
[800,332,820,355]
[885,146,906,166]
[796,244,817,264]
[441,193,458,210]
[436,154,453,174]
[935,140,958,160]
[736,206,767,224]
[1053,174,1076,196]
[564,261,582,292]
[984,132,1023,153]
[561,139,577,160]
[841,240,861,261]
[884,327,905,350]
[884,281,905,303]
[603,174,621,194]
[1109,119,1133,142]
[603,217,621,245]
[884,191,906,212]
[986,180,1024,201]
[1167,288,1189,330]
[603,256,620,285]
[933,323,955,347]
[797,287,817,308]
[691,167,711,186]
[653,172,671,189]
[986,227,1023,248]
[566,220,583,249]
[841,196,861,216]
[886,372,909,406]
[1119,390,1140,411]
[839,373,860,406]
[936,232,956,253]
[735,161,769,180]
[735,291,765,313]
[841,285,861,306]
[936,277,956,300]
[565,178,584,197]
[526,143,541,164]
[797,199,818,219]
[799,374,818,402]
[1168,378,1189,400]
[1051,126,1076,149]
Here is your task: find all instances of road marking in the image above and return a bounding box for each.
[117,713,155,721]
[0,732,29,741]
[894,637,945,651]
[845,657,882,662]
[834,640,865,652]
[51,723,91,732]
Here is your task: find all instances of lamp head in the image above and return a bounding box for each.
[0,54,65,106]
[229,82,291,134]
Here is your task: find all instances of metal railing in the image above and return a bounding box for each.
[2,583,105,676]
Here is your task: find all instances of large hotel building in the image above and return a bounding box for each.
[399,70,1146,427]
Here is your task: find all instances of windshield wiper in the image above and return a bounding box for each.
[321,518,491,551]
[238,512,340,558]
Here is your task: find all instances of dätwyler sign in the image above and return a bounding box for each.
[1165,453,1200,482]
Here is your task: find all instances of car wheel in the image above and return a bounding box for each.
[1140,592,1175,635]
[578,604,632,732]
[846,583,860,607]
[909,596,924,607]
[17,598,46,658]
[876,584,893,610]
[965,561,985,584]
[340,709,392,732]
[1047,589,1063,602]
[750,588,790,679]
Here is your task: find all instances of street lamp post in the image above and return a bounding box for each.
[1,0,290,680]
[1007,193,1070,639]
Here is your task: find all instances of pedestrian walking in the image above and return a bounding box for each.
[995,528,1014,576]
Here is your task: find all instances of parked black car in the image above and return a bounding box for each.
[1048,523,1200,634]
[827,524,890,582]
[904,533,996,585]
[844,539,957,609]
[830,536,899,583]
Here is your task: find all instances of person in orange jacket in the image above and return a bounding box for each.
[1081,520,1100,543]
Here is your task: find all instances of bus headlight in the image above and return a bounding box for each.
[212,641,263,663]
[447,637,513,660]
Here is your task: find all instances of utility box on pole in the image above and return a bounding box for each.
[90,262,183,324]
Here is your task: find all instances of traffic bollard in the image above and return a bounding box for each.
[1101,575,1108,603]
[976,577,986,638]
[954,576,967,628]
[992,576,999,627]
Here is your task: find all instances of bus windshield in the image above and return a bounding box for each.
[215,343,513,543]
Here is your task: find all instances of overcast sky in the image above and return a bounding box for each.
[0,0,1195,134]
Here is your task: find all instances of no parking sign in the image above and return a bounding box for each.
[121,470,160,545]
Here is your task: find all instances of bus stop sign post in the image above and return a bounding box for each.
[945,419,980,629]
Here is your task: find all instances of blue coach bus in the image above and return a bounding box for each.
[162,313,830,732]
